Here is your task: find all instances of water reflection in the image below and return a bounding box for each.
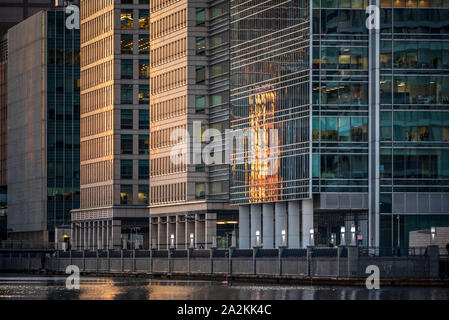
[0,275,448,300]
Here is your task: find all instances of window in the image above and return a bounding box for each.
[196,37,206,55]
[195,95,206,113]
[138,160,149,180]
[121,9,134,29]
[120,160,133,180]
[121,34,133,54]
[196,66,205,84]
[195,183,206,200]
[139,110,149,130]
[139,34,149,54]
[139,135,149,155]
[196,8,206,26]
[120,185,133,205]
[121,84,133,104]
[121,109,133,130]
[139,60,149,79]
[139,10,149,29]
[121,59,133,79]
[139,85,149,105]
[121,134,133,154]
[138,185,149,205]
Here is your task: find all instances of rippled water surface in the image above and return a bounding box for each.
[0,274,448,300]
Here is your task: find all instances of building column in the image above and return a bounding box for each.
[93,221,98,250]
[158,218,167,250]
[238,205,250,248]
[97,221,101,250]
[275,202,287,248]
[111,220,121,250]
[262,203,274,249]
[250,204,262,248]
[176,217,185,249]
[301,199,314,247]
[83,222,87,250]
[205,213,217,249]
[288,201,301,249]
[101,221,105,250]
[195,214,205,249]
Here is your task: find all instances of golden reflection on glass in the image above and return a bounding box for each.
[247,91,281,203]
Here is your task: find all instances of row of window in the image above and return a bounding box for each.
[313,117,369,142]
[120,9,149,29]
[120,184,149,205]
[150,182,186,205]
[81,36,113,67]
[150,95,187,122]
[150,66,186,94]
[80,10,113,43]
[150,8,187,40]
[80,135,113,161]
[150,125,186,150]
[120,34,149,54]
[80,0,113,20]
[120,109,149,130]
[81,184,113,209]
[121,59,149,79]
[81,160,113,185]
[80,85,113,114]
[81,60,113,91]
[150,0,181,12]
[80,110,113,138]
[150,37,187,67]
[121,84,149,105]
[120,159,149,180]
[120,134,149,155]
[380,40,449,70]
[380,111,449,142]
[150,156,186,177]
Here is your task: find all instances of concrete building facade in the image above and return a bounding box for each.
[72,0,151,250]
[148,0,237,250]
[7,8,80,241]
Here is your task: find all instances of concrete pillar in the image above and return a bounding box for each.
[101,221,105,250]
[176,217,185,249]
[111,220,121,250]
[205,213,217,249]
[83,222,87,250]
[106,220,110,249]
[195,214,205,248]
[301,199,314,248]
[92,221,97,250]
[87,221,91,250]
[262,203,274,249]
[238,205,250,249]
[158,218,167,250]
[275,202,287,248]
[97,221,101,250]
[288,201,301,249]
[250,204,262,248]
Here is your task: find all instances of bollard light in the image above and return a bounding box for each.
[281,229,287,247]
[431,227,436,244]
[170,234,175,249]
[350,225,356,246]
[255,230,261,247]
[190,233,195,249]
[340,226,346,246]
[309,228,315,247]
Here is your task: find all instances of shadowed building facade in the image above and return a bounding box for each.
[7,8,80,241]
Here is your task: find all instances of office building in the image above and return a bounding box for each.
[148,0,237,250]
[72,0,151,250]
[7,8,80,241]
[231,0,449,250]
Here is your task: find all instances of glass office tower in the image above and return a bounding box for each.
[231,0,449,250]
[378,0,449,250]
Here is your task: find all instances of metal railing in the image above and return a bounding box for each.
[0,240,56,250]
[358,246,429,257]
